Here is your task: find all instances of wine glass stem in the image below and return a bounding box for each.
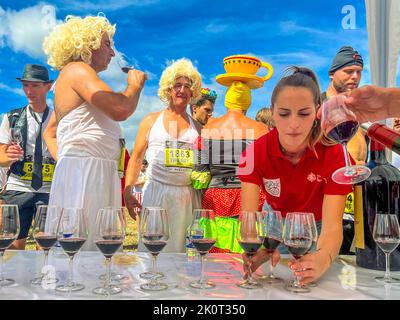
[43,250,49,276]
[105,257,111,289]
[247,254,255,283]
[0,252,4,282]
[150,255,158,285]
[199,254,205,284]
[384,252,391,282]
[68,256,74,287]
[341,143,353,175]
[268,253,274,278]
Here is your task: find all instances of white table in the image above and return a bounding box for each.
[0,250,399,300]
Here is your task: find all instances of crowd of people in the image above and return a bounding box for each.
[0,14,399,285]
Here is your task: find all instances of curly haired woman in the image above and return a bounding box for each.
[124,58,202,252]
[43,14,147,250]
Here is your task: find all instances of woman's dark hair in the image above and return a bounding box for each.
[270,66,332,151]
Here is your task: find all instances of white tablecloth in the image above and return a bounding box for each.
[0,250,399,300]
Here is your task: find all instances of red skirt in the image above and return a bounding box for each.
[202,188,266,253]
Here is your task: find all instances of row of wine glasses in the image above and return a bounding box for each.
[237,210,318,293]
[0,204,126,295]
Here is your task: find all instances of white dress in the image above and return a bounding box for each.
[140,111,201,253]
[48,103,122,251]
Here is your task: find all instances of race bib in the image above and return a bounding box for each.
[344,192,354,214]
[165,141,194,170]
[20,162,55,182]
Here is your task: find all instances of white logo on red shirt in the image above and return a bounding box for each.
[263,178,281,197]
[307,172,327,183]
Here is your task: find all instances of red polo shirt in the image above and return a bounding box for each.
[238,128,352,221]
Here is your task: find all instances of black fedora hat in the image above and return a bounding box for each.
[16,64,53,83]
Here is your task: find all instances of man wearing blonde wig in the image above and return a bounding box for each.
[42,15,146,253]
[124,58,202,254]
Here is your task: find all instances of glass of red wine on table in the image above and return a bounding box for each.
[98,207,129,283]
[321,94,371,184]
[255,209,284,284]
[373,213,400,283]
[93,207,126,295]
[188,209,217,289]
[139,207,170,291]
[237,211,264,289]
[31,205,61,286]
[0,204,20,287]
[55,207,88,292]
[284,212,313,293]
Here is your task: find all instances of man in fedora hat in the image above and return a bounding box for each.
[0,63,55,250]
[322,46,367,255]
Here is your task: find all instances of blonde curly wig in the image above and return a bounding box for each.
[158,58,202,105]
[43,14,116,70]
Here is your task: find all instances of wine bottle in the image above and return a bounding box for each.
[354,139,400,270]
[360,122,400,155]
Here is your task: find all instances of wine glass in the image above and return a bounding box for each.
[284,212,313,293]
[140,207,169,291]
[321,94,371,184]
[31,205,61,286]
[93,207,126,295]
[258,209,284,284]
[0,204,20,287]
[188,209,217,289]
[55,207,88,292]
[237,211,263,289]
[10,128,23,160]
[373,213,400,283]
[98,207,129,283]
[302,212,318,287]
[117,53,135,73]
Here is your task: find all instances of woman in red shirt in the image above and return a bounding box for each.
[238,66,352,285]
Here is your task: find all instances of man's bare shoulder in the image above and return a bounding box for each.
[140,111,162,127]
[61,62,97,78]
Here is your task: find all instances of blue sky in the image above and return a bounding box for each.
[0,0,381,150]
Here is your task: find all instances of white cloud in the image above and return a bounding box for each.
[0,83,24,96]
[0,3,62,59]
[205,21,228,34]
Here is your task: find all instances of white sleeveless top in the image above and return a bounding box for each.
[146,111,199,186]
[56,102,121,161]
[49,102,122,251]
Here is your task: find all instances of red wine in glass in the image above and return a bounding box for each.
[285,239,311,259]
[34,235,57,250]
[143,240,167,255]
[59,237,86,256]
[191,238,216,255]
[321,95,371,184]
[95,240,123,258]
[239,240,262,256]
[263,237,282,254]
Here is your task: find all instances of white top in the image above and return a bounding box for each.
[146,111,199,186]
[0,106,53,193]
[49,102,122,251]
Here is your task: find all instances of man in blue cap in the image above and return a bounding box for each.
[0,64,55,250]
[322,46,366,255]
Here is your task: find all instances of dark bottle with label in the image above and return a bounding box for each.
[354,139,400,270]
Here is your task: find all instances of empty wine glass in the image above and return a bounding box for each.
[284,212,313,293]
[321,94,371,184]
[302,212,318,287]
[257,209,284,284]
[93,207,126,295]
[237,211,263,289]
[0,204,20,287]
[31,205,61,286]
[188,209,217,289]
[55,207,88,292]
[140,207,169,291]
[117,53,135,73]
[373,213,400,283]
[10,128,23,160]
